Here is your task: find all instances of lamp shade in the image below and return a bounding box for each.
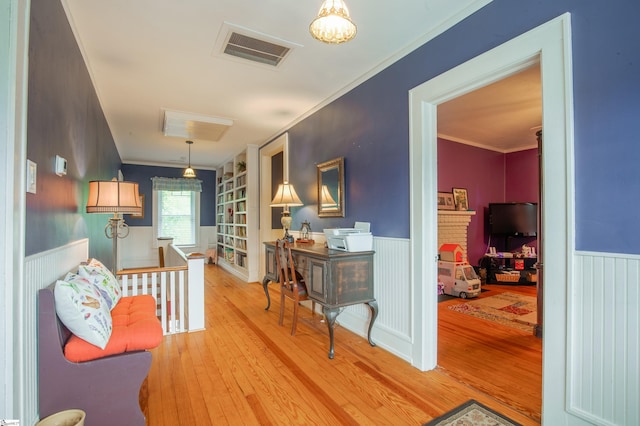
[270,182,303,207]
[183,166,196,178]
[310,0,357,44]
[86,180,142,214]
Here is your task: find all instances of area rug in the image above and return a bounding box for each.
[447,292,536,332]
[424,399,522,426]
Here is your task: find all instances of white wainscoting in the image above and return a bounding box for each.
[571,251,640,425]
[24,239,89,424]
[336,236,414,362]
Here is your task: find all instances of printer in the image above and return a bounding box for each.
[323,222,373,252]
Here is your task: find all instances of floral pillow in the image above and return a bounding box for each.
[54,272,113,349]
[78,258,121,310]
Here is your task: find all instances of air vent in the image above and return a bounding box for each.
[163,110,233,142]
[214,22,302,68]
[224,32,290,67]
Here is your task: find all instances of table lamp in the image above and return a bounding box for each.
[270,181,303,243]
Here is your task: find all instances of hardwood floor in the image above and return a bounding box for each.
[145,265,541,425]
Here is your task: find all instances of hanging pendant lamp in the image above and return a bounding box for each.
[183,140,196,178]
[309,0,357,44]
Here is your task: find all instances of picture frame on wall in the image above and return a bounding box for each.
[437,192,455,210]
[452,188,469,211]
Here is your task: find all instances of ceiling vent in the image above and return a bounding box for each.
[224,32,290,67]
[162,110,233,142]
[214,22,302,68]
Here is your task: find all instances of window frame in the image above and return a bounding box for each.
[152,189,200,249]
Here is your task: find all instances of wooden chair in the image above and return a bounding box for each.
[274,239,314,335]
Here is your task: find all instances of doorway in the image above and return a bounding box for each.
[434,63,543,420]
[408,14,574,422]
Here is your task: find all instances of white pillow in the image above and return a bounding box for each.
[78,258,121,310]
[54,272,113,349]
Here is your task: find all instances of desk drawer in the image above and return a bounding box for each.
[306,258,328,302]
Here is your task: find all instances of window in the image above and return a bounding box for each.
[155,190,200,246]
[151,177,202,248]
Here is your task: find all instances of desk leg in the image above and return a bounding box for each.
[323,307,340,359]
[366,300,378,347]
[262,276,271,311]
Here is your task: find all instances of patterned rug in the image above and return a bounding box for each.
[447,292,537,332]
[424,399,522,426]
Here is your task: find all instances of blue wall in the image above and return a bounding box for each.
[28,0,640,257]
[287,0,640,255]
[120,164,217,227]
[26,0,121,261]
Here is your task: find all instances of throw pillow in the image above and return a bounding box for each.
[78,258,121,310]
[54,272,113,349]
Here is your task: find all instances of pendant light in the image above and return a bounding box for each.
[183,140,196,178]
[309,0,357,44]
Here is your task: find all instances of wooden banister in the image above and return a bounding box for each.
[117,265,187,276]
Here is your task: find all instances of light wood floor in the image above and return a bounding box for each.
[145,265,541,425]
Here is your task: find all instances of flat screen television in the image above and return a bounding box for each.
[488,202,538,237]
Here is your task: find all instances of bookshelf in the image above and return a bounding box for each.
[216,145,258,281]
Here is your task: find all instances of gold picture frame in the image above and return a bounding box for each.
[452,188,469,211]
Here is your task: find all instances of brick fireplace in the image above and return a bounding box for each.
[437,211,476,262]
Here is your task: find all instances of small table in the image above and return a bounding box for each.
[262,241,378,359]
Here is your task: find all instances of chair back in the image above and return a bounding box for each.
[275,239,298,288]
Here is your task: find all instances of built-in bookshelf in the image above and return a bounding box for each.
[215,145,258,281]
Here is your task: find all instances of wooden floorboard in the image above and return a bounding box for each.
[145,264,541,425]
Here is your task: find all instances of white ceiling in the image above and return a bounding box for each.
[438,65,541,153]
[61,0,539,171]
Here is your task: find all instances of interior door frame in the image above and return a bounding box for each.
[258,133,289,279]
[409,14,575,422]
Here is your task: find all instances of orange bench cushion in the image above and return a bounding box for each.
[64,295,163,362]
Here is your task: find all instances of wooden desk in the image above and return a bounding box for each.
[262,241,378,359]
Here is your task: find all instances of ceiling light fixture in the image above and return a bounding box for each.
[309,0,357,44]
[183,140,196,178]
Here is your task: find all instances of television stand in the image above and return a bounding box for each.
[480,254,537,284]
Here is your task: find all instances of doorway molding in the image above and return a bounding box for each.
[408,13,575,422]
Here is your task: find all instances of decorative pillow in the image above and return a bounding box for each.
[54,272,113,349]
[78,258,121,310]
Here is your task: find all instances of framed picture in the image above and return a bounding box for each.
[452,188,469,211]
[437,192,455,210]
[132,194,144,218]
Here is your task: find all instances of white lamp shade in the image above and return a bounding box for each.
[270,182,303,207]
[86,180,142,215]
